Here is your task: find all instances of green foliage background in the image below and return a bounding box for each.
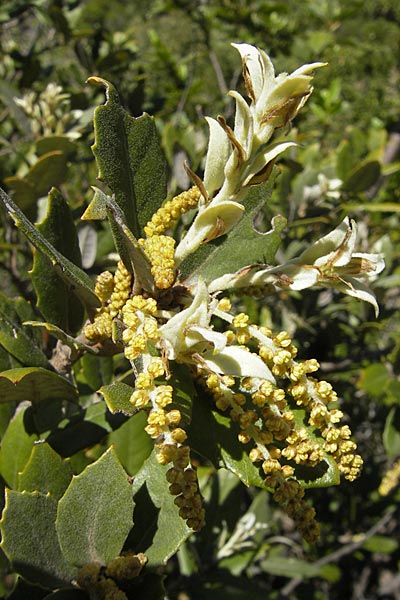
[0,1,399,598]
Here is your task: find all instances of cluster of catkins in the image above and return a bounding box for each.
[84,187,362,543]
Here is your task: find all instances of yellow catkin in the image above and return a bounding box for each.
[144,186,201,238]
[140,235,176,289]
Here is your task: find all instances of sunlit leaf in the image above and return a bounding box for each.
[56,447,133,567]
[130,450,191,565]
[0,405,38,488]
[88,77,168,238]
[1,490,77,588]
[0,367,78,405]
[18,442,73,500]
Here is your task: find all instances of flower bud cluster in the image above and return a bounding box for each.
[139,234,176,289]
[121,295,159,362]
[166,449,206,531]
[84,260,132,342]
[77,552,147,600]
[265,473,320,543]
[378,458,400,496]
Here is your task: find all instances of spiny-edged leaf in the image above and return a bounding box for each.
[109,411,153,476]
[180,174,286,285]
[0,405,39,489]
[130,450,191,566]
[0,292,49,368]
[88,76,168,238]
[0,367,78,405]
[31,188,84,334]
[81,186,108,220]
[290,406,340,488]
[0,490,77,588]
[0,186,100,310]
[342,160,381,192]
[18,442,73,500]
[188,391,264,488]
[56,447,133,567]
[99,381,136,415]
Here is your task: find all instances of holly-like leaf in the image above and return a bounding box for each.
[56,447,134,567]
[0,490,77,588]
[0,368,78,405]
[130,450,191,566]
[99,381,136,415]
[0,187,100,311]
[31,188,84,334]
[18,442,73,500]
[87,77,168,238]
[0,292,49,368]
[180,175,286,285]
[188,392,264,488]
[0,405,38,489]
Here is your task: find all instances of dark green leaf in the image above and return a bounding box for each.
[357,363,390,398]
[188,392,264,487]
[342,160,381,193]
[56,447,134,567]
[31,188,84,334]
[362,534,398,554]
[18,442,73,500]
[0,186,100,311]
[88,76,168,238]
[0,367,78,405]
[259,556,321,578]
[180,175,286,285]
[77,353,113,391]
[36,136,77,158]
[130,450,191,565]
[0,292,49,368]
[109,411,153,475]
[0,490,77,588]
[0,405,38,488]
